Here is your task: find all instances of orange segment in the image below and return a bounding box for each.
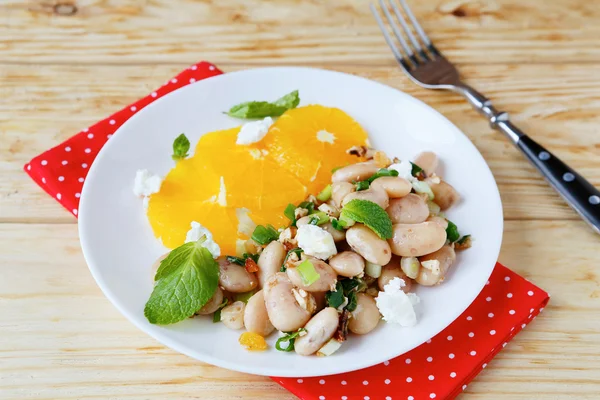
[262,105,368,193]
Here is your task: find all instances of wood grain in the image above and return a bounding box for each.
[1,0,600,65]
[1,221,599,399]
[1,63,599,223]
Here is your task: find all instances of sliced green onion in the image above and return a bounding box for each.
[308,211,329,226]
[298,201,315,213]
[412,180,434,200]
[296,259,321,286]
[367,168,399,183]
[317,184,332,202]
[325,282,345,308]
[284,203,296,222]
[234,290,257,303]
[365,262,382,278]
[400,257,420,279]
[410,162,423,177]
[275,328,306,352]
[226,255,246,266]
[446,220,460,243]
[330,218,346,231]
[427,200,441,215]
[345,291,358,312]
[251,224,280,245]
[355,180,370,191]
[317,338,342,356]
[212,298,229,323]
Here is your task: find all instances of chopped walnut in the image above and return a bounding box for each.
[278,227,297,243]
[245,258,259,273]
[373,151,392,168]
[294,207,308,219]
[305,194,318,204]
[346,145,367,157]
[334,309,350,342]
[455,236,473,251]
[292,288,316,313]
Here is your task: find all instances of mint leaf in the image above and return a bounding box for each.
[346,291,358,312]
[410,162,423,177]
[226,90,299,119]
[275,328,307,352]
[145,242,219,325]
[340,199,393,239]
[172,133,190,161]
[325,282,345,309]
[446,220,460,243]
[251,224,280,245]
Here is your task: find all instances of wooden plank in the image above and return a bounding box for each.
[1,63,599,223]
[0,221,598,399]
[2,0,600,65]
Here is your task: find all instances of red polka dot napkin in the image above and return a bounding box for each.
[24,61,550,400]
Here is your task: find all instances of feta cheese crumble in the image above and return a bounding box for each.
[133,169,162,197]
[375,277,420,327]
[236,117,273,145]
[184,221,221,258]
[296,224,337,260]
[388,160,415,182]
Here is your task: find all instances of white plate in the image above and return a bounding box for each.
[79,67,503,377]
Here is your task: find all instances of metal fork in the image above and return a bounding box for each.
[371,0,600,234]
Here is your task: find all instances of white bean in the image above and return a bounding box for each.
[386,193,429,224]
[342,187,389,210]
[220,301,246,330]
[345,224,392,266]
[328,251,365,277]
[426,178,460,210]
[321,222,346,242]
[294,307,339,356]
[196,287,224,315]
[388,222,447,257]
[257,241,285,289]
[243,290,274,336]
[417,245,456,286]
[370,176,412,198]
[378,259,413,293]
[331,182,356,208]
[413,151,439,176]
[218,257,258,293]
[332,162,380,183]
[286,258,337,292]
[263,272,312,332]
[348,294,380,334]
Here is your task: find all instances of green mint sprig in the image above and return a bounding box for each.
[226,90,300,119]
[172,133,190,161]
[340,199,393,239]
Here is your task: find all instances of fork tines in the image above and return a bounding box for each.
[370,0,440,68]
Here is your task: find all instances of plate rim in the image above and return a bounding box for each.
[79,66,504,377]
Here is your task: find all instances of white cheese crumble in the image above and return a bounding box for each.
[184,221,221,259]
[296,224,337,260]
[133,169,162,197]
[316,129,336,144]
[421,259,441,275]
[388,160,415,182]
[236,117,273,145]
[375,277,420,327]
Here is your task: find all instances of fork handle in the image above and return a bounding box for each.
[458,86,600,234]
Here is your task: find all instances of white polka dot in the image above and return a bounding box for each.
[209,65,215,70]
[507,293,513,298]
[319,396,325,400]
[470,351,477,356]
[466,316,472,321]
[364,397,370,400]
[41,160,48,166]
[362,380,368,385]
[342,397,347,400]
[482,363,488,368]
[563,172,575,182]
[426,339,432,344]
[405,358,411,364]
[522,323,527,328]
[502,342,507,347]
[297,379,303,383]
[449,353,455,359]
[406,377,412,383]
[191,65,198,70]
[428,375,434,381]
[61,160,68,165]
[190,78,196,83]
[130,106,137,112]
[426,356,433,362]
[341,380,347,385]
[463,385,467,390]
[26,164,31,171]
[509,309,516,315]
[87,133,94,139]
[383,360,390,366]
[78,177,84,183]
[408,397,414,400]
[108,119,115,125]
[538,151,550,160]
[83,128,89,132]
[490,329,496,335]
[107,134,112,139]
[530,308,535,313]
[65,146,71,152]
[430,394,436,399]
[450,372,457,378]
[319,379,325,384]
[447,335,453,341]
[41,177,46,184]
[82,163,88,168]
[385,379,391,384]
[486,280,490,285]
[56,193,62,200]
[590,195,600,205]
[171,78,178,84]
[72,209,78,215]
[486,296,492,302]
[504,276,510,281]
[528,290,534,296]
[540,307,545,312]
[488,313,494,318]
[84,148,91,153]
[511,327,515,331]
[386,397,392,400]
[468,332,474,337]
[75,193,81,198]
[58,176,64,182]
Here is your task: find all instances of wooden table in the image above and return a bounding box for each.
[2,1,599,398]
